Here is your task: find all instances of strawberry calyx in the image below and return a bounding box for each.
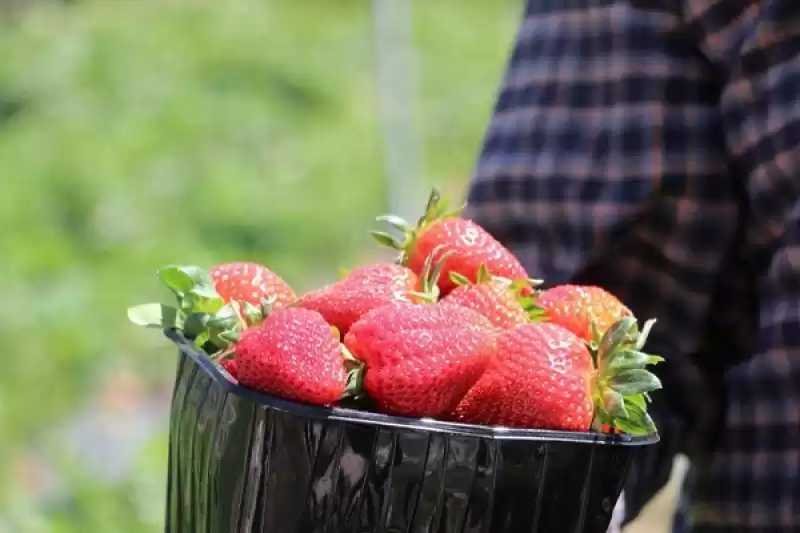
[405,245,452,303]
[127,264,274,356]
[341,344,366,400]
[371,186,463,265]
[590,316,664,436]
[449,264,547,322]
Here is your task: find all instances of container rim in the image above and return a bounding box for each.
[167,329,659,446]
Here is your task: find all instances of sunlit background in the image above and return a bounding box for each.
[0,1,682,531]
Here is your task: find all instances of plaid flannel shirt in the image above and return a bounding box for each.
[465,0,800,531]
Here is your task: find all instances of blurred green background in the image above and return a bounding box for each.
[0,1,678,531]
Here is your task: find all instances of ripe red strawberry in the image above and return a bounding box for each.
[297,264,420,336]
[221,357,238,379]
[452,317,662,435]
[344,302,496,418]
[536,285,631,343]
[209,262,297,309]
[235,307,356,406]
[372,187,528,295]
[441,266,543,329]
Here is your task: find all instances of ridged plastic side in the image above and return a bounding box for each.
[165,331,658,533]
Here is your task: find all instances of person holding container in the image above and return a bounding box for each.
[465,0,800,531]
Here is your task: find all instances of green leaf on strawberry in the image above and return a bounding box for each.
[126,303,183,329]
[592,316,664,436]
[341,344,366,401]
[607,395,657,435]
[604,349,660,373]
[157,264,224,314]
[128,264,250,355]
[608,369,663,396]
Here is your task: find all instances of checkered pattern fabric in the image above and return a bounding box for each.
[465,0,800,530]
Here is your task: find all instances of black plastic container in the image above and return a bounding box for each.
[164,330,658,533]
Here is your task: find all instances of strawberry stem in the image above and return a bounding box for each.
[371,187,464,265]
[410,245,452,303]
[448,264,549,323]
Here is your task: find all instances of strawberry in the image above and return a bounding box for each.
[372,187,528,295]
[128,264,264,354]
[221,357,238,379]
[441,265,543,330]
[209,262,297,309]
[344,301,496,418]
[536,285,632,343]
[452,317,662,435]
[235,307,358,406]
[297,263,420,336]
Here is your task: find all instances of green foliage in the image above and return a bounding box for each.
[0,0,520,531]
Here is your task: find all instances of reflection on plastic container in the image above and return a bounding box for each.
[165,330,658,533]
